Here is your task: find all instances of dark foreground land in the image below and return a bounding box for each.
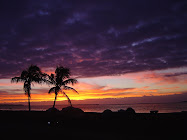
[0,110,186,140]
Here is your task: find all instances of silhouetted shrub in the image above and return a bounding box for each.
[103,109,112,114]
[61,106,84,118]
[102,109,113,119]
[118,109,126,113]
[126,107,136,114]
[46,107,60,113]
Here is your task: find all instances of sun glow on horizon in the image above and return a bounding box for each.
[0,68,187,104]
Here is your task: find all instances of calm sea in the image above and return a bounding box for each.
[1,102,187,113]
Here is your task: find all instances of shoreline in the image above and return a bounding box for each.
[0,109,186,114]
[1,102,187,113]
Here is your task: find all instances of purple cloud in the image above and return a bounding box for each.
[0,0,187,78]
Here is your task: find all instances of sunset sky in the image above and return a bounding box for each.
[0,0,187,104]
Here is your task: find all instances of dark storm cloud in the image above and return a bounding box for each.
[0,0,187,78]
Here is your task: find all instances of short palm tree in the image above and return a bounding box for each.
[11,65,45,111]
[47,66,78,108]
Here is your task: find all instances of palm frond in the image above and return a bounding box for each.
[40,78,52,85]
[63,78,78,86]
[48,87,56,94]
[28,65,42,74]
[41,73,56,85]
[21,70,28,79]
[11,77,24,83]
[48,74,56,85]
[64,86,79,94]
[50,73,55,79]
[26,65,44,84]
[31,77,42,84]
[55,66,70,80]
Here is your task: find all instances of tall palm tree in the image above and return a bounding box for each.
[11,65,45,111]
[47,66,78,108]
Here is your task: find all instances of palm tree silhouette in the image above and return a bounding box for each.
[47,66,78,108]
[11,65,44,111]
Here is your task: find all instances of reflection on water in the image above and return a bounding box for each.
[0,102,187,113]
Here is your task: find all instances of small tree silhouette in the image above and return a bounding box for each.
[11,65,45,111]
[47,66,78,108]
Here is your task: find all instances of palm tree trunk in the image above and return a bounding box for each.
[28,96,31,111]
[69,100,72,107]
[64,93,72,107]
[27,83,31,111]
[53,94,57,108]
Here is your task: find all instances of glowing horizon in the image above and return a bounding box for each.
[0,67,187,104]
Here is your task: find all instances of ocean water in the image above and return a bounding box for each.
[1,102,187,113]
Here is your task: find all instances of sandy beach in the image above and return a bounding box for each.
[0,110,186,140]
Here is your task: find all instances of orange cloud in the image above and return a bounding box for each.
[0,81,159,103]
[121,71,187,85]
[0,84,182,104]
[137,72,178,85]
[0,75,185,104]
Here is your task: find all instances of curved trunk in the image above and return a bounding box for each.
[64,92,72,107]
[69,99,72,107]
[53,93,57,108]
